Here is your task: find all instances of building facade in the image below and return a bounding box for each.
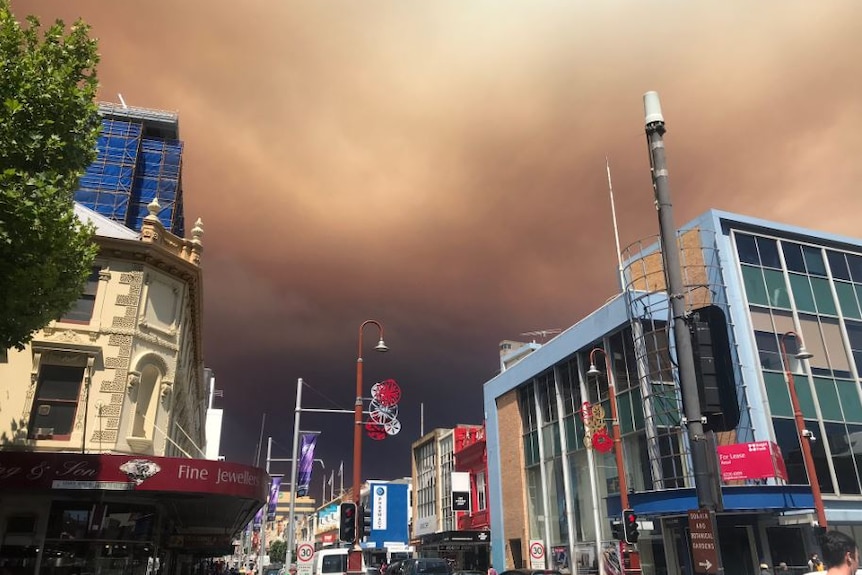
[483,210,862,575]
[412,427,490,570]
[0,202,266,574]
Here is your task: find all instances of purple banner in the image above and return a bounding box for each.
[253,506,263,532]
[267,477,282,521]
[296,433,319,497]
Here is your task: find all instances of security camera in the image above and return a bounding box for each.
[802,429,817,442]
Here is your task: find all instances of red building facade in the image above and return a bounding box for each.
[453,425,489,532]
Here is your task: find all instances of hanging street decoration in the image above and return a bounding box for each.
[580,401,613,454]
[367,379,402,440]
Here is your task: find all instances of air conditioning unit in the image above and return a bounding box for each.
[35,427,54,439]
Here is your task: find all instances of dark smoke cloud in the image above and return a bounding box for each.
[12,0,862,488]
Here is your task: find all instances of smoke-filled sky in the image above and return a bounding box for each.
[12,0,862,496]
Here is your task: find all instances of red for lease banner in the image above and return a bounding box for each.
[716,441,788,482]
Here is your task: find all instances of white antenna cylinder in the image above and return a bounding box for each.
[643,91,664,125]
[118,93,128,109]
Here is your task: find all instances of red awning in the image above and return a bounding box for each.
[0,451,268,537]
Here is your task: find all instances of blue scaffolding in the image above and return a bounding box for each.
[75,104,185,237]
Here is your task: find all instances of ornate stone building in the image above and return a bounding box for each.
[0,198,206,457]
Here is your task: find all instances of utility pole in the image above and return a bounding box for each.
[643,91,723,573]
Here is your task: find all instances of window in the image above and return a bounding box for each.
[59,267,101,323]
[476,472,487,511]
[29,364,84,439]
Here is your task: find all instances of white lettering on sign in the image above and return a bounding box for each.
[178,465,209,481]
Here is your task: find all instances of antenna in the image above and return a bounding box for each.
[117,93,128,109]
[520,329,562,343]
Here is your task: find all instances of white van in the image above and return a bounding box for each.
[312,548,366,575]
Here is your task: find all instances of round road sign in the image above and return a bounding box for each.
[530,541,545,560]
[297,543,315,563]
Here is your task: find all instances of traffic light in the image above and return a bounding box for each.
[611,520,623,541]
[339,502,357,543]
[360,504,372,538]
[623,509,639,544]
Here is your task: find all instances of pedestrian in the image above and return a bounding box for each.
[809,552,825,572]
[820,530,859,575]
[487,565,497,575]
[759,562,770,575]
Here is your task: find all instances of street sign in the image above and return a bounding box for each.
[688,509,720,574]
[297,542,314,575]
[529,539,546,570]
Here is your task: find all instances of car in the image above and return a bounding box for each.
[399,558,451,575]
[385,561,404,575]
[453,571,484,575]
[499,570,563,575]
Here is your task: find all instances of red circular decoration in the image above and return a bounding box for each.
[592,429,613,453]
[372,379,401,407]
[365,422,386,441]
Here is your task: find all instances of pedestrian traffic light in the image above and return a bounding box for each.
[611,520,623,541]
[360,504,372,538]
[623,509,639,544]
[339,502,357,543]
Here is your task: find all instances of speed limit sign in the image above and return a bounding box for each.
[297,542,314,575]
[529,539,546,569]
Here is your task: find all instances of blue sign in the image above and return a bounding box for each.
[367,482,408,547]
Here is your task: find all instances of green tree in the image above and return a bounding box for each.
[268,539,287,564]
[0,0,101,349]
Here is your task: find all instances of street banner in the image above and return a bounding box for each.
[296,433,319,496]
[253,506,263,532]
[451,471,471,511]
[267,477,282,521]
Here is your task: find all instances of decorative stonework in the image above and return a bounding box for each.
[127,370,141,391]
[91,430,118,443]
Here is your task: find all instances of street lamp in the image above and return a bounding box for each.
[779,331,827,528]
[350,320,387,572]
[587,348,630,511]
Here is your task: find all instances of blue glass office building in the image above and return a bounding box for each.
[484,210,862,575]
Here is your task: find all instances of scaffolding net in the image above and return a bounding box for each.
[621,228,754,491]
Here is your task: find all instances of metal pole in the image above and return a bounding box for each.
[287,378,305,568]
[780,333,828,527]
[644,91,720,512]
[577,354,606,575]
[351,320,387,574]
[260,438,273,575]
[644,91,723,574]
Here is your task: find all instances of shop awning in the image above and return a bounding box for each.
[0,451,268,541]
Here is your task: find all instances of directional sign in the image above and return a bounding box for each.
[688,509,720,574]
[529,540,546,570]
[297,542,315,575]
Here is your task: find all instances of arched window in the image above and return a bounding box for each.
[131,365,160,439]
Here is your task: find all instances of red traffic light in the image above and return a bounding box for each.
[627,512,637,523]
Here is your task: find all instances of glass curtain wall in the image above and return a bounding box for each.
[736,231,862,495]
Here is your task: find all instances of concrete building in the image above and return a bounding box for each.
[483,210,862,575]
[0,201,266,573]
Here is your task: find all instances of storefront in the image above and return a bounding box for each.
[416,531,490,571]
[0,451,268,575]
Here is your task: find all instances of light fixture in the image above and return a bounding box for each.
[795,345,813,360]
[374,338,388,352]
[587,364,601,377]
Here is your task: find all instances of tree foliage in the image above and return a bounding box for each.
[268,539,287,564]
[0,0,101,349]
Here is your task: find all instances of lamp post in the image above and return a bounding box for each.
[779,331,827,528]
[587,348,630,510]
[350,320,388,572]
[587,348,641,574]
